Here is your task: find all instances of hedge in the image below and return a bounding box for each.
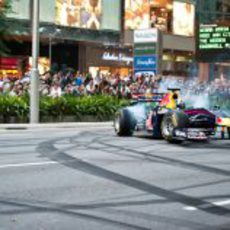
[0,94,129,123]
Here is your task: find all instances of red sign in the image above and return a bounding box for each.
[0,57,20,70]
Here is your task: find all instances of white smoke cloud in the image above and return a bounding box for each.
[158,77,229,111]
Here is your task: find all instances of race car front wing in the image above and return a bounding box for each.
[173,128,215,141]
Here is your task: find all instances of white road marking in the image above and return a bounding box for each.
[184,206,197,211]
[0,161,58,169]
[184,199,230,211]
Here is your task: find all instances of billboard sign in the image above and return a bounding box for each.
[55,0,102,30]
[134,29,158,43]
[125,0,150,30]
[173,1,195,36]
[134,55,157,69]
[134,69,157,76]
[198,25,230,49]
[133,29,160,76]
[196,24,230,62]
[134,43,157,55]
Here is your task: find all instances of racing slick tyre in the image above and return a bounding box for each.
[161,111,189,144]
[114,109,136,136]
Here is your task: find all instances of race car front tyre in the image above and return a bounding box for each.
[161,111,189,144]
[114,109,136,136]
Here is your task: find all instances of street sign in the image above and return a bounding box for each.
[134,43,156,56]
[196,24,230,62]
[134,29,158,43]
[133,29,160,75]
[199,25,230,50]
[134,55,157,70]
[134,69,157,76]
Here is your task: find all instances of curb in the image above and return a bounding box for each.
[0,122,113,130]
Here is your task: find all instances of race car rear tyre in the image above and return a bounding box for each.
[161,111,189,144]
[114,109,136,136]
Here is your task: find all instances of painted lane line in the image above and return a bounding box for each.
[0,161,58,169]
[184,206,197,211]
[184,199,230,211]
[214,199,230,206]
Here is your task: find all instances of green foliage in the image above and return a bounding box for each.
[0,94,130,122]
[40,95,129,120]
[0,94,29,118]
[0,0,12,55]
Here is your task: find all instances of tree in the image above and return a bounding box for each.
[0,0,12,55]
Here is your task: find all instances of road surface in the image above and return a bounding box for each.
[0,125,229,230]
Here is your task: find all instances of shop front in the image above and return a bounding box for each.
[0,57,24,79]
[85,46,133,78]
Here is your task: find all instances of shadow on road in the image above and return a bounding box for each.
[136,135,230,150]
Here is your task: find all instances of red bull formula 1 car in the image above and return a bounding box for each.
[114,89,216,143]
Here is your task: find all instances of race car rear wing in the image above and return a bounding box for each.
[131,93,164,103]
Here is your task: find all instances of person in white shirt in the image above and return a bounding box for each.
[49,83,62,97]
[86,79,95,95]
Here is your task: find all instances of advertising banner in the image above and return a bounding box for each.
[134,55,157,69]
[149,0,173,32]
[173,1,195,36]
[125,0,150,30]
[133,29,160,76]
[134,29,158,43]
[134,69,157,76]
[134,43,157,55]
[29,57,50,75]
[55,0,102,30]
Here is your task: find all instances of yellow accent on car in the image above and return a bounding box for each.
[165,92,177,110]
[218,117,230,127]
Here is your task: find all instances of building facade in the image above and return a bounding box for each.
[195,0,230,81]
[123,0,196,79]
[1,0,127,77]
[1,0,229,81]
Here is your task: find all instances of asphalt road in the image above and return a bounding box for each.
[0,125,229,230]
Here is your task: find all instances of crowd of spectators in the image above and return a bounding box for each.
[0,70,229,103]
[0,70,161,99]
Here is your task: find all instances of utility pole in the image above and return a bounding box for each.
[30,0,40,123]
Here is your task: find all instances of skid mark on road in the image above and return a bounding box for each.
[94,136,230,177]
[0,198,149,230]
[37,135,230,217]
[65,132,230,178]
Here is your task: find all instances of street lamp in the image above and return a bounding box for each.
[30,0,40,124]
[48,29,61,69]
[39,27,61,69]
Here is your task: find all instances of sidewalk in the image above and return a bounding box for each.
[0,123,229,139]
[0,122,113,130]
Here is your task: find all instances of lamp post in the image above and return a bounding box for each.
[48,29,61,69]
[30,0,40,124]
[49,35,52,69]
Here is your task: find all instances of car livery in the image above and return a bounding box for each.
[114,89,216,143]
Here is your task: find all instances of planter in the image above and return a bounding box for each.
[8,116,17,123]
[97,115,114,121]
[62,116,78,122]
[79,115,100,122]
[0,115,4,123]
[16,117,29,123]
[40,115,62,123]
